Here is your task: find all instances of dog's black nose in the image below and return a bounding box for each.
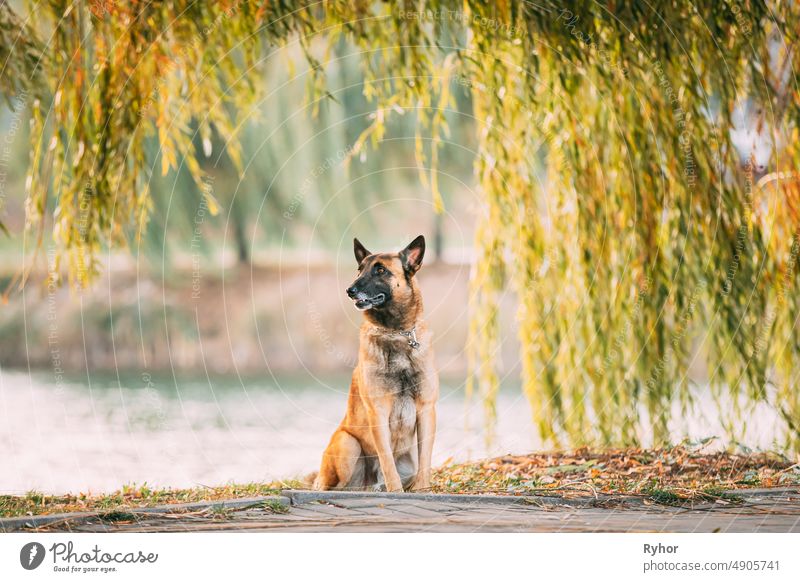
[346,286,358,298]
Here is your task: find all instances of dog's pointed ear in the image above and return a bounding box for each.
[400,235,425,274]
[354,238,371,265]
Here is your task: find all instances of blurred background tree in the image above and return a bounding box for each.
[1,0,799,451]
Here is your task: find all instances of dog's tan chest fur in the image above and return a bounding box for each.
[389,395,417,448]
[363,333,426,395]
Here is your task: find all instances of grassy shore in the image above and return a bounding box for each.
[0,481,302,519]
[431,445,799,503]
[2,446,798,518]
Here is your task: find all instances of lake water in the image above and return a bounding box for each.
[0,370,783,494]
[0,371,541,494]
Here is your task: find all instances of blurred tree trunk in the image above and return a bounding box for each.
[231,200,249,265]
[433,212,443,262]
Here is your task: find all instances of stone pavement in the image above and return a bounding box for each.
[3,488,799,533]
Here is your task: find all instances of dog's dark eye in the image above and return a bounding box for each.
[375,266,386,275]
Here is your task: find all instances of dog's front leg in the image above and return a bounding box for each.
[412,403,436,490]
[367,399,403,492]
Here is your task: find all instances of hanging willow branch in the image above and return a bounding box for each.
[1,0,799,450]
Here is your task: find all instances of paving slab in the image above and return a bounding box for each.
[1,488,797,533]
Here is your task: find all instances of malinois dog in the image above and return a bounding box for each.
[313,235,438,492]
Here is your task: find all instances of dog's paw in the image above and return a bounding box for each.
[386,483,404,493]
[378,481,403,493]
[411,477,431,491]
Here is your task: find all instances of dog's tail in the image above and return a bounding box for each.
[303,471,319,489]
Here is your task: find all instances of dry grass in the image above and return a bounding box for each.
[3,445,799,518]
[0,480,304,519]
[432,444,800,503]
